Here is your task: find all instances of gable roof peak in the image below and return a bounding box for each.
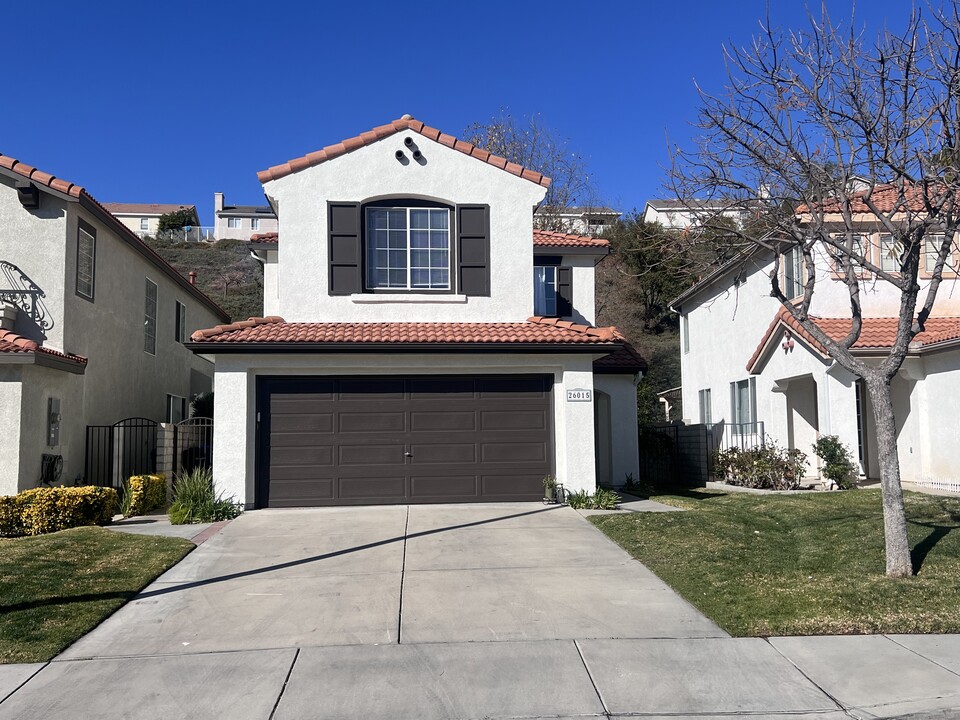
[257,116,552,189]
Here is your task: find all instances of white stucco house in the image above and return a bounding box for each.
[0,154,230,495]
[673,185,960,487]
[214,192,278,242]
[643,199,759,231]
[187,115,645,508]
[534,206,621,235]
[103,202,201,240]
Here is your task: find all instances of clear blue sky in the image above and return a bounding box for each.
[2,0,914,226]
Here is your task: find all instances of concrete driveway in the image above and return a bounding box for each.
[2,503,960,719]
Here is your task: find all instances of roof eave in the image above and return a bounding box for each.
[0,352,87,374]
[185,341,622,354]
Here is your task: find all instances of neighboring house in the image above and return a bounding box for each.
[673,184,960,485]
[102,203,205,241]
[214,192,278,241]
[535,206,621,235]
[0,154,230,495]
[188,115,645,509]
[643,198,757,231]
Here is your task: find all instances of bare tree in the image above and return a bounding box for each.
[669,6,960,577]
[212,270,246,299]
[464,110,598,230]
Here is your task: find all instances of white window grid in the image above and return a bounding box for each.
[251,218,260,230]
[880,235,900,272]
[366,207,450,290]
[144,278,158,355]
[140,217,149,231]
[77,228,95,299]
[227,217,241,229]
[533,266,558,316]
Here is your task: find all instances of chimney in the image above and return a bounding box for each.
[188,272,197,286]
[0,303,17,332]
[214,192,224,214]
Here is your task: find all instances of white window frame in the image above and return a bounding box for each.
[783,246,804,299]
[880,234,900,273]
[832,234,864,272]
[923,233,955,274]
[251,218,260,231]
[175,300,186,343]
[227,217,241,229]
[140,217,150,231]
[533,265,558,317]
[166,394,186,423]
[730,378,757,431]
[364,206,451,291]
[76,224,96,301]
[144,278,158,355]
[698,388,712,425]
[682,315,690,354]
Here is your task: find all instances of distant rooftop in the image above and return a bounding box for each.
[536,205,620,215]
[103,203,196,216]
[218,204,276,217]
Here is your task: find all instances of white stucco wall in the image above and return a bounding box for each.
[0,367,23,495]
[594,374,640,485]
[566,255,597,325]
[262,249,279,316]
[210,352,600,507]
[216,214,279,242]
[262,129,547,323]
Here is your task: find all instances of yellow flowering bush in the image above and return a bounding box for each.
[0,486,118,537]
[121,474,167,517]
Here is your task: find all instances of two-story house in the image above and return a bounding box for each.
[534,206,621,235]
[673,185,960,487]
[214,192,279,242]
[0,154,230,495]
[188,116,645,508]
[103,202,201,240]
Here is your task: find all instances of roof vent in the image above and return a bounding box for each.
[400,113,413,120]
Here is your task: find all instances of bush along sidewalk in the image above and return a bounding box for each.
[120,474,167,517]
[0,486,118,537]
[168,468,243,525]
[812,435,858,489]
[567,487,620,510]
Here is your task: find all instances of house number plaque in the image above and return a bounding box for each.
[566,388,592,402]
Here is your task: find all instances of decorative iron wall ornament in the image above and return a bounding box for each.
[0,260,53,332]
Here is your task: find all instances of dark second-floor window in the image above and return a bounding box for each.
[76,221,96,301]
[534,266,557,316]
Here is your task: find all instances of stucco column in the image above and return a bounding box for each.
[212,366,253,507]
[555,357,597,495]
[824,363,859,464]
[0,367,23,495]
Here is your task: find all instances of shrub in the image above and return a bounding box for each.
[0,486,118,537]
[121,474,168,517]
[714,439,807,490]
[566,488,620,510]
[813,435,858,489]
[168,468,242,525]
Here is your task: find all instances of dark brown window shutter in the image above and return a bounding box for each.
[328,202,362,295]
[457,204,490,296]
[557,267,573,317]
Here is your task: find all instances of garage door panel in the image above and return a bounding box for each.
[339,476,406,499]
[410,410,476,432]
[409,443,477,464]
[410,475,477,498]
[270,445,335,466]
[482,474,545,497]
[262,375,552,507]
[338,411,405,433]
[338,443,406,465]
[481,442,548,463]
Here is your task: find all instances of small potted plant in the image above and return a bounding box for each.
[543,474,558,503]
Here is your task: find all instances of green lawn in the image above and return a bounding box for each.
[591,488,960,636]
[0,527,193,663]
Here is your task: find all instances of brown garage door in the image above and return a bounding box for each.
[257,375,553,507]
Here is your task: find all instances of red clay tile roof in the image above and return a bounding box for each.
[190,315,624,346]
[593,343,648,372]
[250,232,279,244]
[0,153,229,322]
[0,329,87,365]
[797,182,955,215]
[747,306,960,372]
[102,203,197,216]
[532,230,609,249]
[257,116,552,188]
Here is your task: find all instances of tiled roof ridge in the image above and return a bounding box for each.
[191,315,285,341]
[250,232,279,243]
[0,152,230,323]
[524,315,622,341]
[257,116,552,188]
[0,153,85,198]
[532,229,609,248]
[0,328,88,364]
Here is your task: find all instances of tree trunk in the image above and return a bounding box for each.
[865,375,913,577]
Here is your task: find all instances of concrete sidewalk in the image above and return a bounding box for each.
[1,504,958,719]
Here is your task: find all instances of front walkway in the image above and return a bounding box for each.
[0,504,958,719]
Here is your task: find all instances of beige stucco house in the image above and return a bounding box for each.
[188,115,645,509]
[0,154,230,495]
[102,202,201,240]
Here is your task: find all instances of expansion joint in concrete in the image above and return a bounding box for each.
[267,647,300,720]
[397,505,410,644]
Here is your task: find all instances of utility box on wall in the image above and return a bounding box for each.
[47,397,61,447]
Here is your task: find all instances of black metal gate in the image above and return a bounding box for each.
[85,417,159,489]
[173,417,213,477]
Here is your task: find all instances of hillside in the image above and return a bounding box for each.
[144,237,264,323]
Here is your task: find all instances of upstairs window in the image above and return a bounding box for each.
[365,207,450,290]
[76,222,96,301]
[251,218,260,231]
[783,246,804,299]
[144,278,158,355]
[880,234,901,273]
[533,266,558,316]
[227,217,241,229]
[832,234,864,273]
[175,301,186,343]
[140,217,149,231]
